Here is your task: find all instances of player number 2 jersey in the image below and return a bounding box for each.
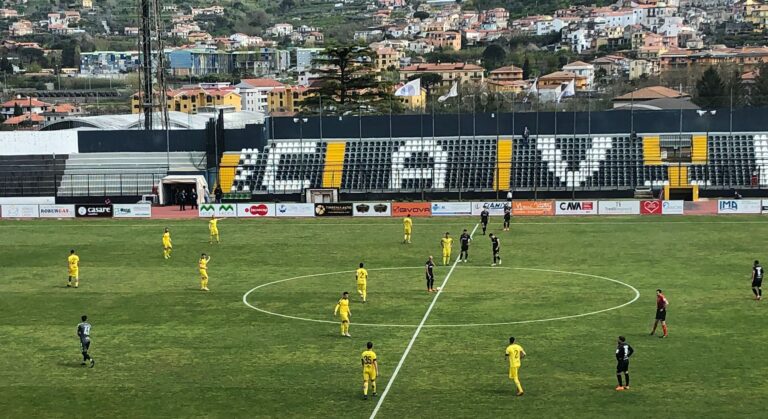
[506,344,524,367]
[356,268,368,284]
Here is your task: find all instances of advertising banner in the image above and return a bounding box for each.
[39,204,76,218]
[0,197,55,205]
[431,202,472,216]
[113,204,152,218]
[597,201,640,215]
[198,204,237,218]
[512,201,554,216]
[275,203,315,217]
[392,202,432,217]
[684,200,717,215]
[315,203,353,217]
[75,204,112,218]
[662,200,685,215]
[237,203,275,217]
[718,199,762,214]
[353,202,391,217]
[555,201,597,215]
[1,204,40,218]
[640,200,662,215]
[762,200,768,214]
[471,201,508,216]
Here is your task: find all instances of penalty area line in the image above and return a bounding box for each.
[369,222,480,419]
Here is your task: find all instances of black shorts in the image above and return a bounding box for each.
[504,215,511,222]
[655,309,667,321]
[616,360,629,373]
[426,273,434,280]
[461,246,469,252]
[481,220,488,226]
[753,279,763,288]
[493,247,500,254]
[81,339,91,353]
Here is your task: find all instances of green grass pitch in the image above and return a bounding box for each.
[1,216,767,418]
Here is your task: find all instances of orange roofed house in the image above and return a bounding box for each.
[399,63,484,88]
[131,84,242,114]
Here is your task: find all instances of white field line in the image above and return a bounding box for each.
[368,223,479,419]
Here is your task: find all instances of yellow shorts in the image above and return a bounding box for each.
[404,228,411,234]
[163,241,172,249]
[68,269,78,279]
[210,229,219,235]
[363,368,377,381]
[509,367,519,380]
[200,270,208,280]
[340,313,349,323]
[442,249,451,257]
[357,283,366,292]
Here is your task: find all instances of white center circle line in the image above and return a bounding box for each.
[242,267,640,328]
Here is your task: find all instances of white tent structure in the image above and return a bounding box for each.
[159,175,209,205]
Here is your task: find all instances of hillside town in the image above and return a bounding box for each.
[1,0,768,129]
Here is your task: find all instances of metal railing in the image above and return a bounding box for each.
[0,173,167,197]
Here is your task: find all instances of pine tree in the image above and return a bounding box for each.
[522,57,531,80]
[751,62,768,107]
[694,66,726,109]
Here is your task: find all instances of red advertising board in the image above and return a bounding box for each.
[392,202,432,217]
[512,201,555,216]
[640,200,662,215]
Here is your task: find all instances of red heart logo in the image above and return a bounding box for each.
[642,200,661,214]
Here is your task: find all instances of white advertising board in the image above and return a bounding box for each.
[275,203,315,217]
[470,201,508,216]
[431,202,472,216]
[718,199,762,214]
[598,201,641,215]
[237,203,276,217]
[0,197,55,205]
[113,204,152,218]
[555,201,598,215]
[662,200,684,215]
[1,204,40,218]
[198,204,238,217]
[39,204,75,218]
[352,202,391,217]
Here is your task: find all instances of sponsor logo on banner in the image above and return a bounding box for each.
[662,200,684,215]
[39,205,75,218]
[718,199,762,214]
[555,201,597,215]
[315,203,353,217]
[684,201,717,215]
[75,204,112,218]
[392,202,432,217]
[237,203,275,217]
[431,202,472,216]
[598,201,640,215]
[113,204,152,218]
[762,200,768,213]
[640,200,662,215]
[1,204,39,218]
[471,202,508,216]
[353,202,391,217]
[512,201,554,216]
[275,203,315,217]
[198,204,237,217]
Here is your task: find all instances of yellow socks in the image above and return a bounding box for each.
[372,381,377,393]
[363,382,369,395]
[513,378,523,393]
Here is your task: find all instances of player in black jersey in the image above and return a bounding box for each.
[77,315,95,368]
[490,234,501,266]
[425,256,436,292]
[480,208,489,235]
[503,204,511,231]
[459,229,471,262]
[615,336,634,391]
[752,260,763,301]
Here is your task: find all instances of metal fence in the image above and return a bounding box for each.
[0,173,167,197]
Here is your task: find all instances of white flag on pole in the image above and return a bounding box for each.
[438,81,458,102]
[523,77,538,103]
[557,79,575,103]
[395,78,421,97]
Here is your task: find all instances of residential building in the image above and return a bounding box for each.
[393,83,426,111]
[168,48,232,77]
[81,0,92,8]
[124,27,139,36]
[487,79,529,94]
[374,47,401,72]
[40,103,83,123]
[131,84,242,114]
[2,113,44,129]
[659,47,768,72]
[267,85,316,114]
[266,23,294,37]
[629,59,654,80]
[191,6,224,16]
[538,71,588,91]
[424,31,461,50]
[1,97,51,117]
[612,86,690,109]
[562,61,595,90]
[10,19,33,36]
[592,54,629,77]
[400,63,484,88]
[0,8,19,18]
[236,78,284,113]
[80,51,140,75]
[488,65,523,83]
[293,47,324,72]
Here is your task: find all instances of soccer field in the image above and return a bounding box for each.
[2,216,767,418]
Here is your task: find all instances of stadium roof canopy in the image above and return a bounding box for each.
[40,111,265,131]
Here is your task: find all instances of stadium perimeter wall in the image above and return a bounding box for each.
[2,199,767,219]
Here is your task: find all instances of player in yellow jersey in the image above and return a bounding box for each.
[209,216,221,244]
[162,228,173,259]
[505,336,527,396]
[334,291,351,337]
[356,262,369,303]
[402,214,413,244]
[198,253,211,291]
[67,249,80,288]
[361,341,379,400]
[440,232,453,266]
